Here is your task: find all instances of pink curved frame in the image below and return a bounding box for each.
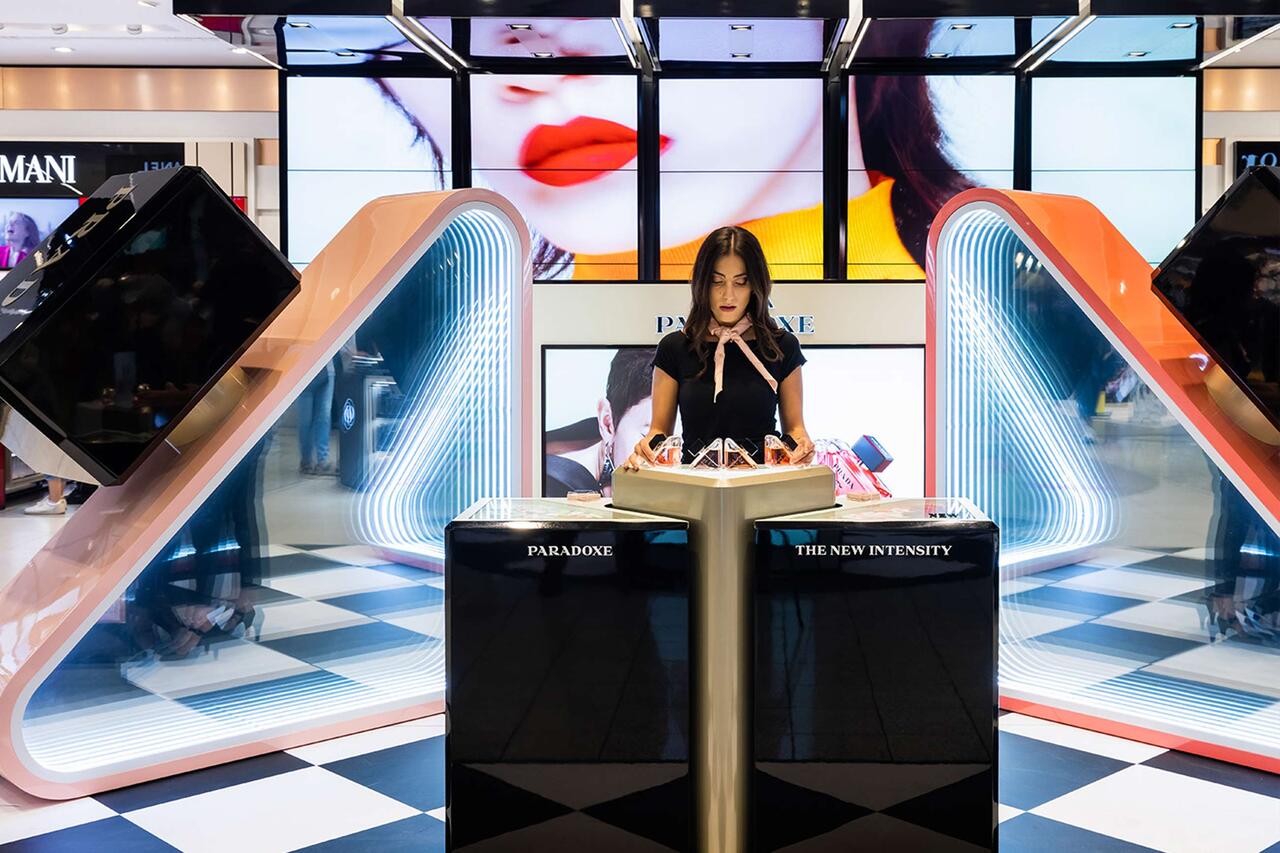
[927,188,1280,773]
[0,189,533,799]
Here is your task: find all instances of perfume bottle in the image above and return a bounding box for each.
[764,433,798,466]
[690,438,724,469]
[653,435,682,467]
[722,438,757,469]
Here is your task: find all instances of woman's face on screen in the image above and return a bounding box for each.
[455,22,822,257]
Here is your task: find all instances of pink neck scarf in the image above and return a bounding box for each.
[709,317,778,402]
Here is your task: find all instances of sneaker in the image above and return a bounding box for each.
[24,497,67,516]
[307,459,338,476]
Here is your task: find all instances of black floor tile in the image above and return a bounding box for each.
[321,585,445,617]
[754,769,873,850]
[883,767,993,847]
[324,735,445,811]
[1023,564,1107,583]
[260,621,430,666]
[1003,586,1144,618]
[296,813,445,852]
[95,751,309,812]
[1142,750,1280,799]
[583,774,693,851]
[448,764,574,847]
[1035,622,1202,664]
[996,732,1128,811]
[999,813,1157,852]
[0,818,178,853]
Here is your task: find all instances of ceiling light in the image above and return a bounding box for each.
[949,23,974,30]
[928,51,950,58]
[286,21,312,28]
[532,51,553,57]
[51,23,67,34]
[1170,22,1194,29]
[53,46,73,53]
[730,24,753,31]
[731,52,752,58]
[231,46,248,54]
[137,0,158,6]
[508,23,532,30]
[1126,50,1148,57]
[127,24,143,34]
[334,50,356,57]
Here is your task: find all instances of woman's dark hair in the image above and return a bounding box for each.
[379,18,964,277]
[605,347,656,423]
[855,21,973,266]
[684,227,783,373]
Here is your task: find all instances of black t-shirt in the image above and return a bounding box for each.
[652,328,806,462]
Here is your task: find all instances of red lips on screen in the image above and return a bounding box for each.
[519,116,670,187]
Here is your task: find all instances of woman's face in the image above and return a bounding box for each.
[709,253,752,327]
[4,215,37,250]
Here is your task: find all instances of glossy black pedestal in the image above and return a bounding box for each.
[445,499,692,851]
[753,498,998,851]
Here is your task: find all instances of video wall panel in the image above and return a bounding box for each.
[286,76,452,267]
[1031,75,1196,264]
[470,74,638,281]
[659,78,825,282]
[848,74,1015,280]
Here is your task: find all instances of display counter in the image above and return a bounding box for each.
[445,478,998,852]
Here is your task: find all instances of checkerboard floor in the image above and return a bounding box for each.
[1001,546,1280,758]
[2,710,1277,852]
[21,545,447,773]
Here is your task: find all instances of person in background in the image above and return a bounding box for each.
[0,212,40,269]
[296,358,336,476]
[24,476,68,516]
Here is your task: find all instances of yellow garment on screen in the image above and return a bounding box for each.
[570,176,924,282]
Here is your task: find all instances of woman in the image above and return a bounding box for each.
[0,212,40,269]
[376,19,967,281]
[622,226,815,471]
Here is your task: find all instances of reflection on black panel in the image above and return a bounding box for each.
[0,167,298,484]
[1153,166,1280,431]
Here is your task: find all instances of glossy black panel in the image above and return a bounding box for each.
[753,517,997,850]
[1152,166,1280,433]
[0,166,299,485]
[445,522,692,851]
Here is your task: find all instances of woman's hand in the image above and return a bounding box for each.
[620,432,661,471]
[787,430,816,465]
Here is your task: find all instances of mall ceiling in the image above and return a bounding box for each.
[1,0,1279,68]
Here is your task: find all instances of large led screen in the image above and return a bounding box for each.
[543,344,924,498]
[659,78,824,282]
[286,76,451,267]
[1032,76,1196,264]
[470,73,638,281]
[0,198,80,270]
[848,73,1014,280]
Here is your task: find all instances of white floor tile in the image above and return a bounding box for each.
[306,545,390,567]
[0,796,115,844]
[1001,646,1140,692]
[998,713,1166,763]
[261,544,304,558]
[287,717,443,765]
[1055,567,1212,601]
[1032,765,1280,853]
[1095,600,1212,642]
[324,644,445,695]
[1077,548,1164,569]
[1147,641,1280,698]
[254,598,372,642]
[1000,579,1043,597]
[382,609,446,639]
[426,806,446,822]
[261,566,418,600]
[997,804,1023,824]
[1000,610,1086,642]
[122,639,315,699]
[124,767,418,853]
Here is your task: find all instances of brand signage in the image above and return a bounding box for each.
[655,300,815,336]
[527,544,614,557]
[0,142,184,198]
[794,543,954,557]
[1235,141,1280,179]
